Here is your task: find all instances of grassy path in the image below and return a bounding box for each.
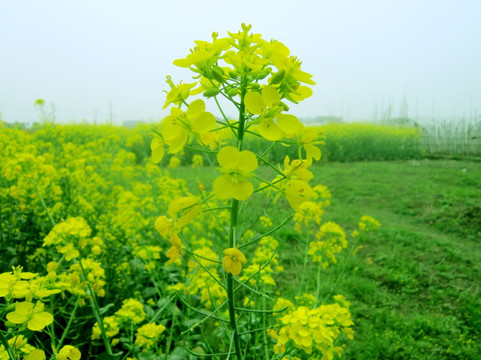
[171,160,481,359]
[308,160,481,359]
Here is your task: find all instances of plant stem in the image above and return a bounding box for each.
[314,260,323,307]
[225,73,249,359]
[262,297,270,360]
[0,331,16,360]
[56,296,80,351]
[298,233,311,297]
[227,199,243,359]
[78,260,113,355]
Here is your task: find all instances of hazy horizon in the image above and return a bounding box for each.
[1,0,480,125]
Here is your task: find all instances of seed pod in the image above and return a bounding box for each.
[203,88,221,97]
[270,69,286,84]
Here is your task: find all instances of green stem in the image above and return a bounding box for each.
[227,273,243,359]
[78,260,113,355]
[298,233,311,297]
[236,76,248,150]
[0,331,16,360]
[56,296,80,351]
[30,178,55,227]
[225,73,249,359]
[262,297,270,360]
[314,260,323,307]
[227,199,243,359]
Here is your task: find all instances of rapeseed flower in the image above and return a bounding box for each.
[222,248,247,276]
[115,298,146,325]
[168,196,201,228]
[245,86,304,141]
[0,266,36,299]
[162,100,216,154]
[135,323,166,350]
[57,345,81,360]
[213,146,258,200]
[163,75,197,109]
[166,232,184,263]
[24,350,46,360]
[150,134,164,164]
[6,301,53,331]
[359,215,381,232]
[308,222,347,268]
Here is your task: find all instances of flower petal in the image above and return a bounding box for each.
[230,261,242,276]
[245,92,267,115]
[276,113,303,137]
[167,131,188,154]
[151,138,164,163]
[258,118,283,141]
[217,146,239,169]
[28,312,53,331]
[191,111,216,134]
[186,99,205,119]
[6,311,28,324]
[262,85,280,109]
[232,179,254,201]
[213,175,235,199]
[238,150,258,173]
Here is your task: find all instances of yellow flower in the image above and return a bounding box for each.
[192,154,204,168]
[115,298,146,325]
[25,350,46,360]
[150,134,164,164]
[285,180,313,212]
[245,86,303,141]
[135,323,166,350]
[213,146,258,200]
[166,232,184,263]
[6,301,53,331]
[162,99,216,154]
[57,345,81,360]
[168,156,181,169]
[300,127,322,164]
[163,75,197,109]
[168,196,201,228]
[222,248,247,276]
[154,215,173,238]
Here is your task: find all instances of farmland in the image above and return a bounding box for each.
[1,23,480,360]
[1,121,480,359]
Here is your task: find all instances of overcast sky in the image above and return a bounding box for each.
[1,0,480,125]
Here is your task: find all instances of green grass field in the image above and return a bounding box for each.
[171,159,481,359]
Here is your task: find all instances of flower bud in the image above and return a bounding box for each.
[203,88,220,98]
[211,66,225,83]
[249,83,260,90]
[280,101,290,111]
[270,69,285,84]
[254,69,270,80]
[227,88,239,97]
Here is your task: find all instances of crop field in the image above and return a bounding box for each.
[1,121,480,359]
[1,24,480,360]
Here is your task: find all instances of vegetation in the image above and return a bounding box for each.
[1,23,479,360]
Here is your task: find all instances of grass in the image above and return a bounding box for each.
[171,159,481,359]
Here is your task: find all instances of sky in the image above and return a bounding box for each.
[1,0,480,125]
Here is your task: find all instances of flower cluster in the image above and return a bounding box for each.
[269,296,354,358]
[308,222,347,269]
